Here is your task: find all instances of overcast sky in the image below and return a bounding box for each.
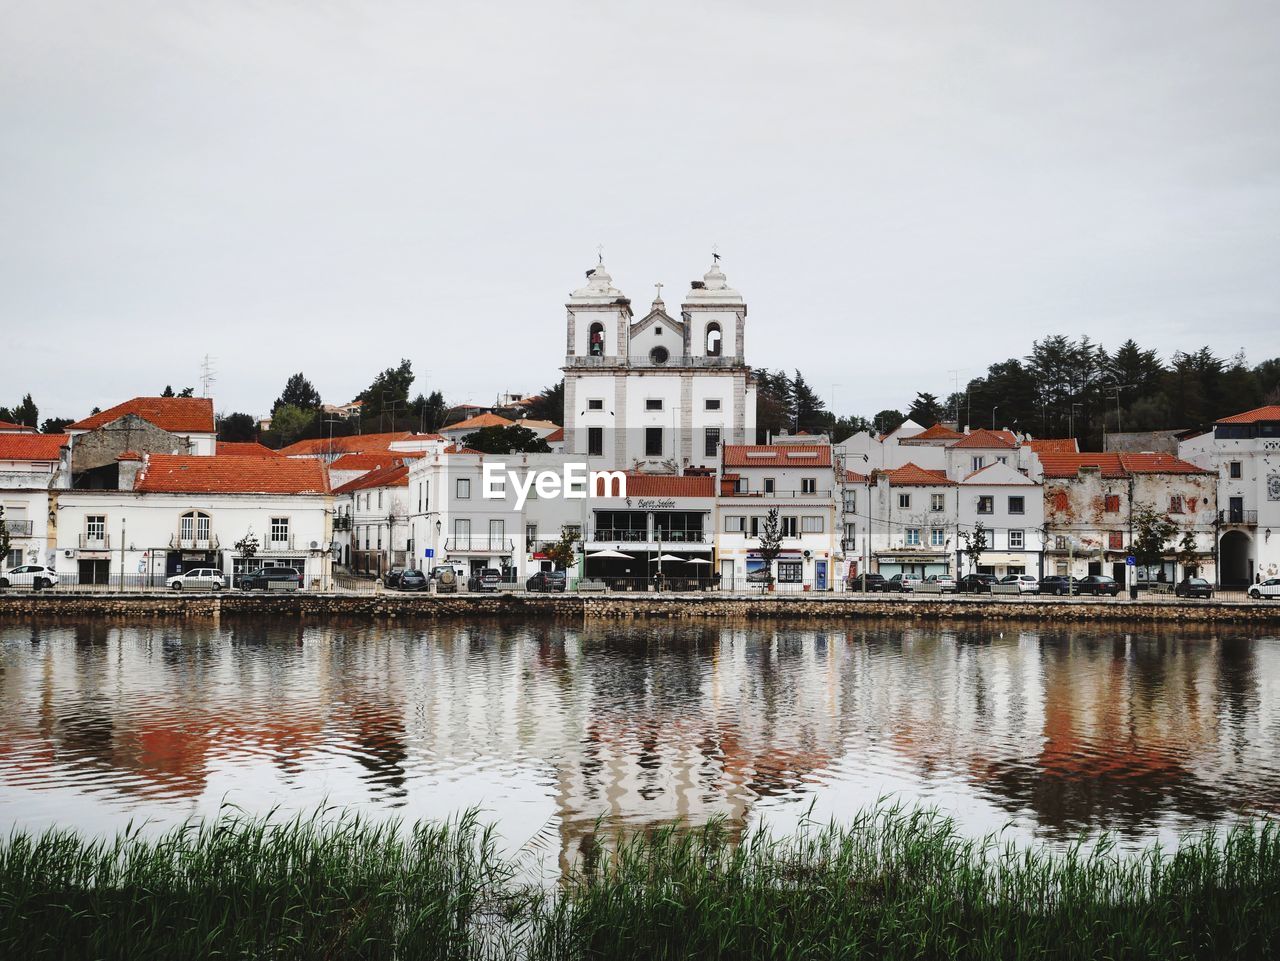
[2,1,1277,423]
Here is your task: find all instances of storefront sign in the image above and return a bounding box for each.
[637,498,677,510]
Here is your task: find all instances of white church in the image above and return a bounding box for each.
[561,257,757,471]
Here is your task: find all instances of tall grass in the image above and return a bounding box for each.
[2,804,1277,960]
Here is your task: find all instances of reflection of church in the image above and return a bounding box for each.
[562,257,757,470]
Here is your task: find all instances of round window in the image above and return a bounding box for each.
[650,346,669,365]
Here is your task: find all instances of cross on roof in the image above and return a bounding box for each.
[654,281,663,301]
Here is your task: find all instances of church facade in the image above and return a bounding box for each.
[561,258,757,471]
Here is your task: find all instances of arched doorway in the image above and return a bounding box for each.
[1219,530,1253,587]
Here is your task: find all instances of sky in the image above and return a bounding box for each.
[2,0,1278,423]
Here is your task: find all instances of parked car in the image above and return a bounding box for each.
[433,567,459,593]
[1247,578,1280,600]
[886,574,922,593]
[0,564,60,590]
[999,574,1040,594]
[396,569,428,591]
[1075,575,1121,597]
[239,567,302,591]
[467,568,502,592]
[384,568,406,588]
[431,563,467,581]
[1039,575,1077,596]
[957,573,997,594]
[167,568,225,591]
[924,574,957,593]
[847,572,888,592]
[527,570,568,592]
[1174,577,1213,599]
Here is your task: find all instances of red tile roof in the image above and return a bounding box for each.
[441,412,516,433]
[216,441,282,457]
[0,434,66,461]
[949,429,1018,450]
[883,463,955,486]
[278,432,421,457]
[328,451,422,470]
[70,397,215,434]
[0,419,36,433]
[904,423,964,442]
[1216,405,1280,425]
[545,427,564,443]
[591,472,715,498]
[723,444,833,467]
[1037,453,1210,479]
[332,462,410,494]
[1025,438,1079,454]
[135,455,330,494]
[845,469,869,484]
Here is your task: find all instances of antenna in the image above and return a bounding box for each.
[199,354,217,398]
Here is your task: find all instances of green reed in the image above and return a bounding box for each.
[2,804,1277,960]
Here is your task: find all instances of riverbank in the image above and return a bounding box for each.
[3,806,1276,960]
[2,589,1280,623]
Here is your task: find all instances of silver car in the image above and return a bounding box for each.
[167,568,226,591]
[0,564,60,590]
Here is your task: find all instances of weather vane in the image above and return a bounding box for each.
[712,243,720,263]
[596,243,604,265]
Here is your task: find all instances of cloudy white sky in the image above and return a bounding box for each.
[2,1,1277,422]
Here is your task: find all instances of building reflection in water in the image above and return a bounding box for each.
[0,619,1277,868]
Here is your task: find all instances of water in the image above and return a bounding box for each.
[1,618,1277,868]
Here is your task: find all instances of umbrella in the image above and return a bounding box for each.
[587,549,634,559]
[656,554,685,563]
[685,558,713,565]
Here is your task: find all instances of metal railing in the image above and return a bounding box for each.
[169,533,221,550]
[3,519,33,536]
[78,533,110,549]
[589,529,708,543]
[1220,509,1258,525]
[262,536,295,551]
[722,489,834,499]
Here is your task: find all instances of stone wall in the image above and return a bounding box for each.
[2,592,1280,625]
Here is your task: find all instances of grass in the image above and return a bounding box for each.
[1,804,1277,960]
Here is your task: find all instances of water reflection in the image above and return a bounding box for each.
[1,619,1278,866]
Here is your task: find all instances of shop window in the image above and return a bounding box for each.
[778,561,802,583]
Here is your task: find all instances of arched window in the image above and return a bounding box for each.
[706,322,722,357]
[589,322,605,357]
[180,510,211,546]
[650,346,669,365]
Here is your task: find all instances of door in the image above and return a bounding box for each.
[815,560,828,591]
[720,559,734,590]
[1229,496,1244,524]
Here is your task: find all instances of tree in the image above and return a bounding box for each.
[177,387,195,398]
[0,394,38,429]
[1175,529,1201,580]
[0,505,10,564]
[1131,502,1177,581]
[461,425,551,454]
[357,359,415,422]
[523,381,564,425]
[754,369,793,441]
[40,417,73,434]
[756,507,783,590]
[275,373,322,414]
[233,528,259,588]
[872,409,906,435]
[410,390,449,433]
[543,526,579,571]
[958,523,988,575]
[907,392,945,426]
[268,404,318,447]
[218,412,258,442]
[790,371,827,432]
[161,385,175,398]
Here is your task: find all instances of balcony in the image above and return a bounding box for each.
[169,533,221,550]
[3,519,33,537]
[722,489,834,499]
[78,533,110,549]
[262,536,296,552]
[444,537,516,553]
[1220,509,1258,525]
[589,529,708,544]
[333,515,352,532]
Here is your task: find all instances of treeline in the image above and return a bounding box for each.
[760,338,1280,448]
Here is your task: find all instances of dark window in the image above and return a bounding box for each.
[649,346,669,365]
[977,496,994,514]
[1008,496,1025,514]
[704,427,720,458]
[646,398,663,411]
[1229,461,1242,479]
[764,478,775,493]
[778,561,802,583]
[645,428,663,457]
[705,398,721,411]
[587,398,604,411]
[588,427,604,457]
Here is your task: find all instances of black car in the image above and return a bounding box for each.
[384,567,406,588]
[957,573,998,594]
[397,569,428,591]
[467,568,502,592]
[1175,577,1213,599]
[239,567,302,591]
[1039,575,1077,596]
[527,570,567,592]
[848,573,887,592]
[1075,575,1121,597]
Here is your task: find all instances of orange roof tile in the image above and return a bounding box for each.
[278,432,418,457]
[135,455,329,494]
[328,450,422,470]
[1025,438,1079,454]
[884,463,955,486]
[1037,452,1210,479]
[723,444,833,467]
[332,462,411,495]
[216,441,282,457]
[1117,453,1212,475]
[0,434,66,461]
[545,427,564,443]
[949,429,1018,450]
[0,419,36,433]
[442,412,516,433]
[904,423,964,442]
[590,472,715,498]
[1216,405,1280,425]
[844,469,869,484]
[70,397,215,434]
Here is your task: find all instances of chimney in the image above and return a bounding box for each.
[117,451,144,491]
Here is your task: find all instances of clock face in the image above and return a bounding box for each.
[1269,474,1280,501]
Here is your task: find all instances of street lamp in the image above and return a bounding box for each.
[991,407,999,431]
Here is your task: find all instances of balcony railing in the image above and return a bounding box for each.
[3,519,33,536]
[589,529,708,543]
[78,533,110,549]
[723,489,834,498]
[263,535,295,551]
[1220,509,1258,525]
[444,537,516,552]
[169,533,221,550]
[333,515,352,532]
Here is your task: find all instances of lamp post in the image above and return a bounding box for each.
[991,407,999,431]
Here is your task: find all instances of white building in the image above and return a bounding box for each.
[0,434,64,570]
[716,443,840,590]
[333,459,414,575]
[562,258,756,471]
[866,464,957,579]
[1179,404,1280,586]
[956,461,1045,578]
